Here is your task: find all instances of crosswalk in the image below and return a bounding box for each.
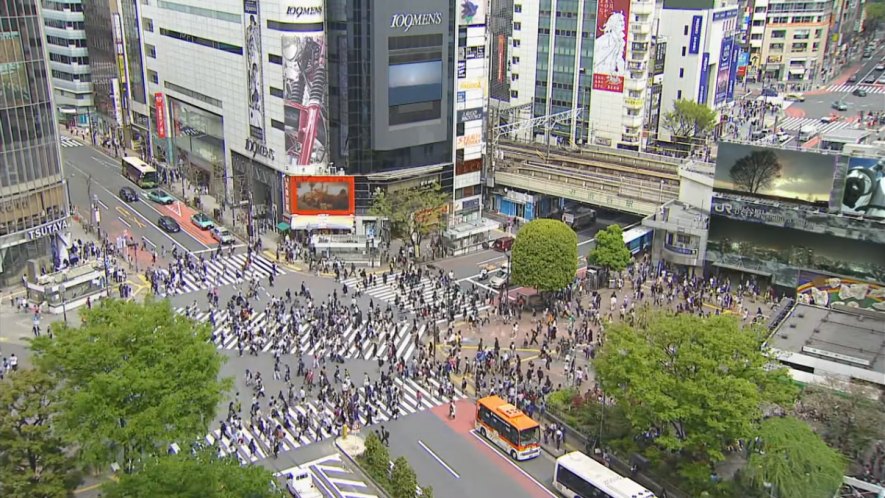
[59,136,84,148]
[342,272,486,320]
[776,116,859,135]
[153,253,281,296]
[277,453,378,498]
[179,306,428,362]
[825,83,885,94]
[207,376,463,464]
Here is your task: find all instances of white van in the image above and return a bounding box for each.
[798,125,818,142]
[286,467,322,498]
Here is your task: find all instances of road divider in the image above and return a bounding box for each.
[418,440,460,479]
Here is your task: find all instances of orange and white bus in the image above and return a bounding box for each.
[475,395,541,461]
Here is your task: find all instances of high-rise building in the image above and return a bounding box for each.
[41,0,93,126]
[0,0,70,284]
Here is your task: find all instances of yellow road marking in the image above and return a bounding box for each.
[115,206,145,229]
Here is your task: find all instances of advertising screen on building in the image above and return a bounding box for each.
[592,0,630,93]
[459,0,486,25]
[282,32,329,168]
[714,142,841,207]
[841,157,885,219]
[388,60,443,106]
[289,176,355,215]
[797,271,885,311]
[244,0,265,142]
[714,36,733,105]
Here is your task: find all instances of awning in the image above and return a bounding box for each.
[288,215,354,231]
[788,68,806,75]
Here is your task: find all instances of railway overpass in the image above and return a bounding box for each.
[490,141,714,216]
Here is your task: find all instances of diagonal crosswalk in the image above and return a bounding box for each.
[152,253,281,296]
[825,83,885,94]
[775,116,858,135]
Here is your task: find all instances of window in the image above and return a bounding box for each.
[143,18,154,32]
[510,90,519,98]
[677,90,682,99]
[683,25,689,35]
[751,33,763,40]
[771,30,786,38]
[147,69,159,83]
[793,29,810,40]
[145,43,156,58]
[269,86,283,98]
[511,73,519,81]
[159,28,243,55]
[513,39,521,48]
[791,42,808,52]
[555,466,602,498]
[271,119,284,130]
[812,42,820,51]
[679,68,684,78]
[681,46,686,56]
[514,4,522,13]
[513,22,521,30]
[512,56,520,64]
[269,54,282,65]
[770,43,784,52]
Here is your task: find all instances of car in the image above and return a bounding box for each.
[864,75,877,84]
[492,236,514,252]
[119,186,138,202]
[879,76,885,84]
[876,63,885,71]
[190,212,214,230]
[820,115,838,123]
[776,131,792,143]
[750,130,768,141]
[784,93,805,102]
[847,74,859,83]
[853,88,868,97]
[489,269,509,289]
[832,101,848,111]
[157,216,180,233]
[147,189,175,204]
[863,51,873,59]
[761,87,778,97]
[211,226,234,244]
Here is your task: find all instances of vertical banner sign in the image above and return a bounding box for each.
[497,34,505,83]
[592,0,630,93]
[714,36,733,105]
[688,15,703,54]
[244,0,266,142]
[155,93,166,139]
[726,43,740,101]
[698,53,710,104]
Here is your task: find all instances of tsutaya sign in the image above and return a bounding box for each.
[390,12,443,32]
[245,137,275,161]
[27,219,70,240]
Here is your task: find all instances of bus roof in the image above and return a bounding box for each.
[622,226,652,243]
[122,156,155,170]
[477,396,539,431]
[557,451,656,498]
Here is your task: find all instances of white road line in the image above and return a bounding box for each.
[95,198,110,210]
[476,254,507,265]
[117,216,131,228]
[469,430,557,497]
[418,440,460,479]
[143,236,155,249]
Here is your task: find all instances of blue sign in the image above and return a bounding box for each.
[714,36,733,105]
[689,16,703,54]
[726,43,740,101]
[698,53,710,104]
[712,9,738,21]
[738,50,749,67]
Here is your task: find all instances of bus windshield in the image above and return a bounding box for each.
[520,426,539,446]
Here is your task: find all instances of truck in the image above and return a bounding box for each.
[799,124,818,142]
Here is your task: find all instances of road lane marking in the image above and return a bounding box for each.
[142,236,155,249]
[115,206,145,229]
[417,440,460,479]
[477,254,506,265]
[117,216,131,228]
[95,198,109,210]
[469,430,557,497]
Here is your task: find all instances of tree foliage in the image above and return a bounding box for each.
[368,183,450,256]
[865,2,885,30]
[0,369,82,498]
[31,298,231,471]
[390,456,419,498]
[661,99,717,140]
[743,417,845,498]
[587,224,632,272]
[728,150,782,194]
[102,449,282,498]
[363,432,390,481]
[510,219,577,292]
[593,310,798,463]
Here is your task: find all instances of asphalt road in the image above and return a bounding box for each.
[789,45,885,120]
[62,145,218,258]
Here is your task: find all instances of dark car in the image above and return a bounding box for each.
[761,87,778,97]
[852,88,868,97]
[157,216,180,233]
[493,236,514,252]
[119,186,138,202]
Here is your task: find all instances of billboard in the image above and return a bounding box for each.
[459,0,486,26]
[688,16,703,54]
[726,43,739,101]
[592,0,630,93]
[155,93,166,139]
[841,157,885,219]
[288,176,355,215]
[698,53,710,104]
[282,32,329,168]
[797,271,885,311]
[714,143,840,207]
[244,0,265,142]
[714,36,733,105]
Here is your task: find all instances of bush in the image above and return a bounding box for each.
[390,456,419,498]
[362,433,390,486]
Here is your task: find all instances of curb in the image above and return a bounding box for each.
[334,439,391,498]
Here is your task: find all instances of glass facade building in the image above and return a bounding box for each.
[0,0,69,284]
[41,0,93,125]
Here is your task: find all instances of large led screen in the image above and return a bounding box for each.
[288,176,355,215]
[388,60,443,106]
[714,142,840,207]
[841,156,885,219]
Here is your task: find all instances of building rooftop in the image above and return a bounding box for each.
[644,200,709,229]
[821,128,872,143]
[770,304,885,381]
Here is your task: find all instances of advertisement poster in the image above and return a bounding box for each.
[289,176,354,215]
[726,43,740,101]
[459,0,486,26]
[689,15,703,54]
[155,93,166,139]
[841,157,885,219]
[282,33,329,167]
[714,36,733,105]
[592,0,630,93]
[244,0,265,142]
[797,271,885,312]
[698,53,710,104]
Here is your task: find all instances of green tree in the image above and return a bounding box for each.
[587,224,632,272]
[0,369,82,498]
[510,219,578,292]
[102,449,282,498]
[593,310,798,463]
[390,456,419,498]
[728,149,782,194]
[362,432,390,483]
[743,417,845,498]
[865,2,885,31]
[368,183,450,258]
[661,99,717,143]
[31,298,231,471]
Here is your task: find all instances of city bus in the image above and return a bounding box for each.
[121,156,159,188]
[622,226,653,256]
[475,395,540,461]
[554,451,656,498]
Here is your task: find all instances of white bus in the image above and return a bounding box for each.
[553,451,656,498]
[622,226,653,256]
[121,156,159,188]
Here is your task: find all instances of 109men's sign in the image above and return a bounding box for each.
[390,12,443,32]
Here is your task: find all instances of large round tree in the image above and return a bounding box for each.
[510,219,578,293]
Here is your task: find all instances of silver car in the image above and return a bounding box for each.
[489,270,510,289]
[210,226,234,244]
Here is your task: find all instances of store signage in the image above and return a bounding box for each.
[286,5,322,17]
[624,97,643,107]
[462,198,480,211]
[688,16,702,54]
[27,219,70,240]
[466,46,485,59]
[712,9,738,21]
[457,133,482,148]
[155,93,166,139]
[457,60,466,78]
[697,53,710,104]
[245,137,275,160]
[389,12,443,32]
[458,107,483,123]
[457,91,466,103]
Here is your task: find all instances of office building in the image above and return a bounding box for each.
[41,0,93,126]
[0,0,71,284]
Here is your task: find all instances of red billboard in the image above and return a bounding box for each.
[497,34,505,84]
[155,93,166,139]
[592,0,630,93]
[288,176,355,215]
